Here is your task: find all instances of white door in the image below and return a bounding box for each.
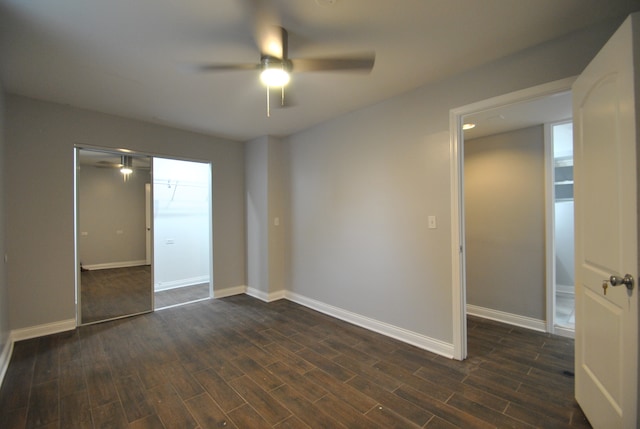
[574,13,639,428]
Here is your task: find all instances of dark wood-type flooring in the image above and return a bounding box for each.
[81,267,210,323]
[0,295,590,428]
[81,266,153,324]
[155,284,210,309]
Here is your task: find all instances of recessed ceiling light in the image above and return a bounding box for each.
[462,123,476,130]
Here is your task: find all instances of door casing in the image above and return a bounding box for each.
[449,77,577,360]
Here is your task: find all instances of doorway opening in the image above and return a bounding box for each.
[75,148,213,324]
[153,157,213,309]
[450,77,576,360]
[549,121,575,335]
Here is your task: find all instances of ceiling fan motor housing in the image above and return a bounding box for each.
[261,55,292,72]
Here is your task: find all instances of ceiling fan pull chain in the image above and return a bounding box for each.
[266,85,271,117]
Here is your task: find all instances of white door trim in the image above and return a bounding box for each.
[449,77,577,360]
[543,122,555,335]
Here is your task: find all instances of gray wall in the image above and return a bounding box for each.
[5,96,245,330]
[78,163,148,267]
[245,135,286,297]
[3,15,625,343]
[0,84,9,357]
[268,137,286,294]
[246,136,269,295]
[282,19,620,343]
[464,126,546,319]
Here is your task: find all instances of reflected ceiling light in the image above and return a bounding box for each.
[120,155,133,175]
[462,123,476,130]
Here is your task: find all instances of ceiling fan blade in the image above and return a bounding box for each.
[95,161,122,169]
[196,63,260,72]
[290,54,375,72]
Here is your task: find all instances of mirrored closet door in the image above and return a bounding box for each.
[76,148,153,324]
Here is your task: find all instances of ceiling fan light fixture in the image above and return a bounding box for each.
[120,155,133,175]
[260,67,290,87]
[260,57,291,87]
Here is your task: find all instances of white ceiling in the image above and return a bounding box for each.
[78,148,151,169]
[1,0,639,141]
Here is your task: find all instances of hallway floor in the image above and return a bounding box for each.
[556,293,575,329]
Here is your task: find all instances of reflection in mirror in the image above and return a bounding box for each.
[77,148,153,324]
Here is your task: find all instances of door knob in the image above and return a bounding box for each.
[609,274,634,291]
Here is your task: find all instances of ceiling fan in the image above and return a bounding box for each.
[196,2,375,116]
[94,156,150,173]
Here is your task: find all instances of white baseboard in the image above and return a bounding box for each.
[553,325,575,339]
[246,287,286,303]
[0,335,13,389]
[556,284,575,297]
[217,289,455,357]
[214,286,285,302]
[213,285,247,299]
[467,304,546,332]
[155,276,210,291]
[83,260,148,270]
[11,318,76,342]
[285,291,454,358]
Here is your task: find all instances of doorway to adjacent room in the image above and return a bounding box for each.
[450,77,576,359]
[152,157,213,309]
